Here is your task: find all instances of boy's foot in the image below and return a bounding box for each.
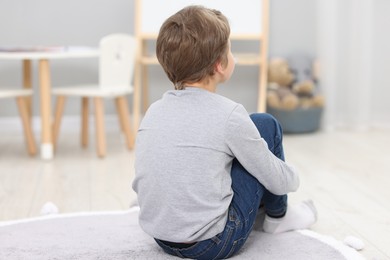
[263,200,317,234]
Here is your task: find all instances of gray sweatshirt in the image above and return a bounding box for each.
[132,87,299,242]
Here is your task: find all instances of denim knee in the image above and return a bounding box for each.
[250,113,282,132]
[249,113,284,160]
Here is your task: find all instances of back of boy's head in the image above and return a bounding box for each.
[156,5,230,90]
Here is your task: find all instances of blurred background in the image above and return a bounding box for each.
[0,0,389,131]
[1,2,389,258]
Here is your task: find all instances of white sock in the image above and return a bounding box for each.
[263,200,317,234]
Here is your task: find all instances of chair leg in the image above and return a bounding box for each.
[22,59,33,118]
[94,97,106,158]
[52,96,66,150]
[81,97,89,148]
[115,98,125,133]
[16,97,37,156]
[115,97,134,149]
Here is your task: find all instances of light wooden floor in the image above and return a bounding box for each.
[0,128,389,259]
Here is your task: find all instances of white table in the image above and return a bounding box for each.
[0,46,99,159]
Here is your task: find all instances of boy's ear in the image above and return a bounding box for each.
[214,60,224,74]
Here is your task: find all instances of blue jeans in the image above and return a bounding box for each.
[155,113,288,259]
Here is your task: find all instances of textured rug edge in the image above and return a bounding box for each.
[0,207,140,227]
[298,229,365,260]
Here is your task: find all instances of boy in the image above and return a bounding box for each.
[132,5,317,259]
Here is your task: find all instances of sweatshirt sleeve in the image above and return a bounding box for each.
[225,105,299,195]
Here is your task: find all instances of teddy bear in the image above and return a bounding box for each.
[266,58,299,110]
[266,56,325,110]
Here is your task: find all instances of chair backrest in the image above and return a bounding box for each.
[99,34,137,90]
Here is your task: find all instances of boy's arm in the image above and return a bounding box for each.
[225,105,299,195]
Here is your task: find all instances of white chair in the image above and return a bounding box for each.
[52,34,136,157]
[0,89,37,155]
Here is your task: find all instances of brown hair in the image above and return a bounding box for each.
[156,5,230,90]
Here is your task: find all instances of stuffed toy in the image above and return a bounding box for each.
[266,58,299,110]
[288,55,325,108]
[266,56,325,110]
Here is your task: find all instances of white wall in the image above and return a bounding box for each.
[371,1,390,127]
[0,0,317,118]
[318,0,390,129]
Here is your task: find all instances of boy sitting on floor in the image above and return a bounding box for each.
[132,5,317,259]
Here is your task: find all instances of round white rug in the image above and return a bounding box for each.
[0,207,365,260]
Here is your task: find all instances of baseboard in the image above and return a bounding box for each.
[323,122,390,132]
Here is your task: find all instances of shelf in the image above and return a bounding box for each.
[140,56,158,64]
[139,33,263,41]
[134,0,270,114]
[140,53,261,66]
[234,53,261,65]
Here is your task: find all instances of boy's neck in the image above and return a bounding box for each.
[186,78,218,93]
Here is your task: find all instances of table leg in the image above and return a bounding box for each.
[38,59,53,160]
[22,59,32,117]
